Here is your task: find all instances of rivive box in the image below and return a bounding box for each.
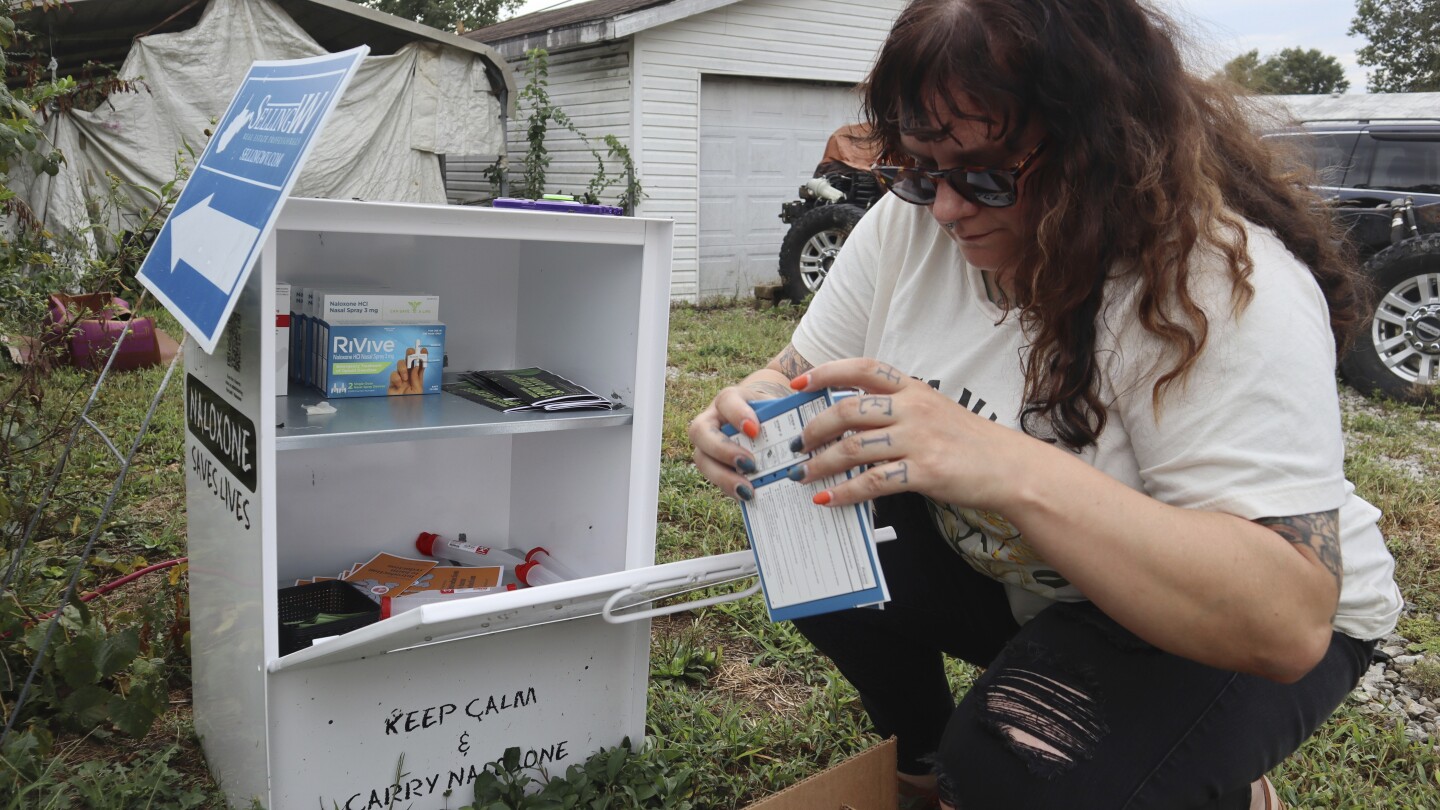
[320,324,445,398]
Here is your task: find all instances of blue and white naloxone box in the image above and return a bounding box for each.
[320,324,445,398]
[311,291,440,386]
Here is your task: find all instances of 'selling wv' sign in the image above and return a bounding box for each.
[138,47,367,355]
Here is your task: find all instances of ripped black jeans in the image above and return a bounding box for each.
[793,494,1375,810]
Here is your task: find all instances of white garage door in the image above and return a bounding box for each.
[698,75,863,299]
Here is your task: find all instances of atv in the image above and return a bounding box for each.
[777,124,887,303]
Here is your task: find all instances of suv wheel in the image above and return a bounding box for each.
[1340,233,1440,402]
[778,204,866,303]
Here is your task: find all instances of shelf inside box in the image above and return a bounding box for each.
[277,375,633,450]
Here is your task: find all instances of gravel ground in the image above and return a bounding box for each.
[1338,387,1438,751]
[1353,624,1438,749]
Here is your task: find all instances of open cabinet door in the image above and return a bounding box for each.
[268,550,758,673]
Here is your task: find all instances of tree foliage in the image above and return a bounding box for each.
[360,0,524,33]
[0,12,69,219]
[1259,47,1350,94]
[1218,49,1265,89]
[1350,0,1440,92]
[1216,48,1349,94]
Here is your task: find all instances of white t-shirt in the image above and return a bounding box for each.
[792,194,1403,641]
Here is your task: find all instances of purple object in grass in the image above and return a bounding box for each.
[44,293,161,371]
[492,198,624,216]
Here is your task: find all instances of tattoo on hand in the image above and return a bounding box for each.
[874,363,903,384]
[860,434,893,448]
[1257,510,1343,587]
[774,345,814,380]
[858,396,893,416]
[883,461,910,483]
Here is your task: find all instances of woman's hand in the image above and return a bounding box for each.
[689,345,816,502]
[687,375,793,503]
[788,358,1052,511]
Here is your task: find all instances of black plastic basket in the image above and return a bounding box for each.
[277,579,379,656]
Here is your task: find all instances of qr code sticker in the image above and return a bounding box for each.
[226,311,243,374]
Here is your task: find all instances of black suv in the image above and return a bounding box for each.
[1266,121,1440,206]
[1266,120,1440,402]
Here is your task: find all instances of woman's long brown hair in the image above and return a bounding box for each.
[862,0,1360,449]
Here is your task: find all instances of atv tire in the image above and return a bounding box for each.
[1340,233,1440,403]
[778,204,866,303]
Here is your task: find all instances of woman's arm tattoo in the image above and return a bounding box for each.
[1255,510,1342,587]
[771,344,814,379]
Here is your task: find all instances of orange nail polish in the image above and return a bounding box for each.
[790,373,810,390]
[812,490,832,506]
[741,419,759,439]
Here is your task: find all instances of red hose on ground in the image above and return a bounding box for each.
[33,557,188,622]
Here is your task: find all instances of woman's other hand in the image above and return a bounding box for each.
[788,357,1050,511]
[687,344,813,502]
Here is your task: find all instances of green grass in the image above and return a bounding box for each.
[3,299,1438,808]
[1340,396,1440,617]
[661,301,805,462]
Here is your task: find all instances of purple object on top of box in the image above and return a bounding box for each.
[492,198,624,216]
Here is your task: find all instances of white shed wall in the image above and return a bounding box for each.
[448,42,635,204]
[635,0,904,300]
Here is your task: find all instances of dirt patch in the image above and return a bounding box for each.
[711,658,813,717]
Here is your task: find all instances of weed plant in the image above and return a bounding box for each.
[0,6,202,800]
[486,48,643,212]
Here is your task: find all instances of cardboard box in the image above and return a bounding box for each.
[316,291,440,324]
[744,738,897,810]
[302,283,381,386]
[314,292,441,385]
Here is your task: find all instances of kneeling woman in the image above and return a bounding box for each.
[686,0,1403,808]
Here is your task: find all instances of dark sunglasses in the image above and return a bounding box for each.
[870,139,1047,209]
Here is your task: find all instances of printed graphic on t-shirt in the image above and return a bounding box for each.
[922,385,1074,599]
[955,386,1000,422]
[926,499,1072,596]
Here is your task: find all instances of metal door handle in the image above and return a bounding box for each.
[602,569,759,623]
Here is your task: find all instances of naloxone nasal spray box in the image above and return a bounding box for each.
[317,292,440,325]
[313,292,440,387]
[289,283,307,386]
[321,324,446,398]
[304,284,388,388]
[276,281,292,396]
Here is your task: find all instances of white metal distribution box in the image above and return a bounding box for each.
[185,199,756,809]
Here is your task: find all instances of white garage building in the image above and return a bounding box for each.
[466,0,904,301]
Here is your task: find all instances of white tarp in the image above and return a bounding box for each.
[20,0,503,247]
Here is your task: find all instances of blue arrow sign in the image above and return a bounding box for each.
[139,47,367,354]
